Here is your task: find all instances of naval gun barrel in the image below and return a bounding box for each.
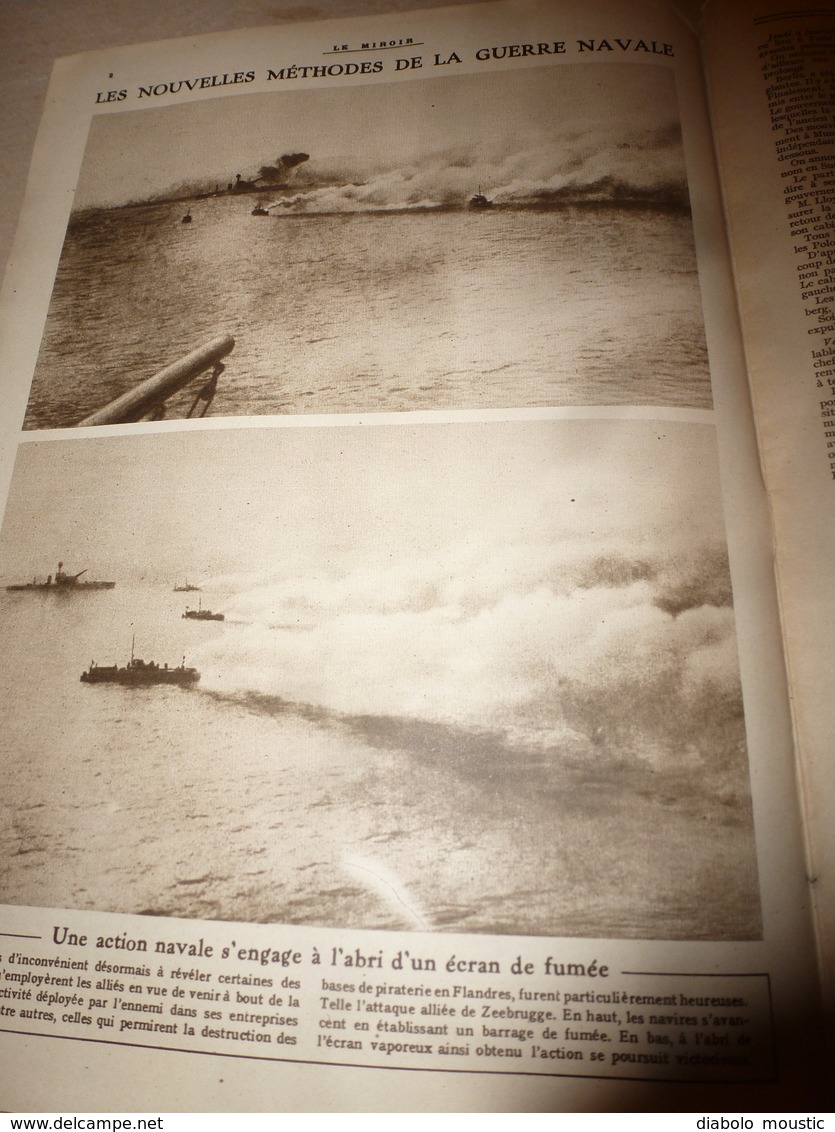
[76,334,235,426]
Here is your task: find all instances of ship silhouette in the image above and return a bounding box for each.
[182,598,224,621]
[6,561,115,592]
[468,186,493,209]
[81,638,199,687]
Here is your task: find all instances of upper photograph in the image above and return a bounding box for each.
[23,61,710,428]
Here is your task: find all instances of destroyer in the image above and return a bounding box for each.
[468,187,493,209]
[81,641,199,687]
[6,561,115,592]
[182,599,224,621]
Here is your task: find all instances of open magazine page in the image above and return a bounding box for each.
[701,0,835,1040]
[0,0,826,1111]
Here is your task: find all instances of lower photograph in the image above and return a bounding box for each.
[0,417,760,943]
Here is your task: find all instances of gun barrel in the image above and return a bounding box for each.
[77,335,235,426]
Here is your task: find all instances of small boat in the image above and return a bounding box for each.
[181,210,193,223]
[251,206,270,216]
[80,640,199,687]
[183,599,224,622]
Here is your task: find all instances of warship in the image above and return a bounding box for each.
[468,187,493,209]
[227,154,308,195]
[6,562,115,592]
[80,640,199,687]
[182,599,224,621]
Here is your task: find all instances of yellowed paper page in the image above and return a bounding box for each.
[703,0,835,1038]
[0,0,828,1110]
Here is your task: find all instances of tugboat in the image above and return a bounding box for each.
[6,561,116,592]
[80,640,199,687]
[182,598,224,622]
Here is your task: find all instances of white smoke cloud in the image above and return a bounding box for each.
[261,126,687,215]
[193,535,742,776]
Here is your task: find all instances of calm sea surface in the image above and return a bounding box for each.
[0,583,759,940]
[25,200,710,428]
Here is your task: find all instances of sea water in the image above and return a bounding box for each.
[0,582,760,940]
[25,200,710,427]
[5,200,754,941]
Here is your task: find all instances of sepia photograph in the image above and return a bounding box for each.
[0,419,760,940]
[23,62,710,428]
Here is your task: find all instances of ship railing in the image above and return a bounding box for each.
[76,334,235,426]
